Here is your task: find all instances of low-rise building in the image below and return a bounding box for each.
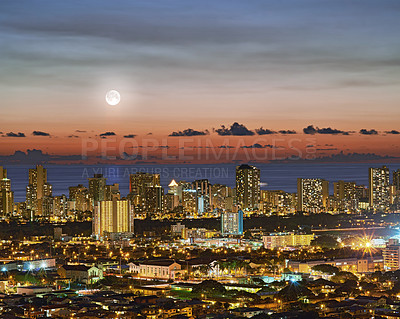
[263,232,314,249]
[139,260,182,280]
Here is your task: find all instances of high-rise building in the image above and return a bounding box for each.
[26,165,52,215]
[69,184,91,212]
[0,167,7,179]
[105,183,120,201]
[168,179,178,195]
[211,184,233,212]
[333,181,358,212]
[53,195,68,218]
[221,210,243,235]
[0,177,13,216]
[369,166,390,210]
[144,185,164,216]
[128,173,161,216]
[165,193,180,212]
[129,173,160,195]
[383,238,400,270]
[393,169,400,190]
[88,174,107,203]
[297,178,329,213]
[235,164,260,210]
[193,179,212,214]
[261,190,297,214]
[93,198,134,238]
[179,182,196,214]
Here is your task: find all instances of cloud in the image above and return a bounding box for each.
[0,149,82,164]
[385,130,400,134]
[303,125,349,135]
[123,134,136,138]
[169,128,209,137]
[255,127,276,135]
[241,143,277,149]
[32,130,50,136]
[359,129,378,135]
[279,130,297,134]
[215,122,254,136]
[99,131,116,138]
[303,125,317,134]
[3,132,26,137]
[273,151,397,163]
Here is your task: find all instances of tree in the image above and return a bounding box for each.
[311,264,340,275]
[331,271,358,284]
[311,235,338,249]
[191,280,226,296]
[277,282,314,301]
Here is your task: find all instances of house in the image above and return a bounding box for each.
[139,260,182,280]
[127,262,140,274]
[58,265,103,283]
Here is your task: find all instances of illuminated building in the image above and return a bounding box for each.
[333,181,358,212]
[128,173,161,216]
[263,232,314,249]
[211,184,233,211]
[261,190,297,214]
[383,238,400,270]
[288,257,383,274]
[297,178,329,213]
[138,260,182,280]
[168,179,178,195]
[129,172,160,195]
[88,174,106,203]
[144,185,164,216]
[393,169,400,190]
[182,188,196,214]
[0,176,13,216]
[193,179,212,214]
[69,184,91,212]
[369,166,390,210]
[0,166,7,179]
[221,210,243,235]
[165,193,179,212]
[235,164,260,210]
[26,165,52,214]
[93,198,134,238]
[105,183,120,200]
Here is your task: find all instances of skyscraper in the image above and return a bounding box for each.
[393,169,400,190]
[333,181,358,212]
[297,178,329,213]
[0,176,13,216]
[221,210,243,235]
[369,166,390,210]
[0,167,7,179]
[129,173,161,216]
[235,164,260,210]
[193,179,212,214]
[69,184,91,212]
[88,174,107,203]
[26,165,52,214]
[93,198,134,238]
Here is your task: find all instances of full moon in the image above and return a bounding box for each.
[105,90,120,106]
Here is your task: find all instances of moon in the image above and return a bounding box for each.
[105,90,120,106]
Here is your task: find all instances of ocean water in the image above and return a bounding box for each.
[3,163,400,202]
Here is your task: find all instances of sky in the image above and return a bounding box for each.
[0,0,400,163]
